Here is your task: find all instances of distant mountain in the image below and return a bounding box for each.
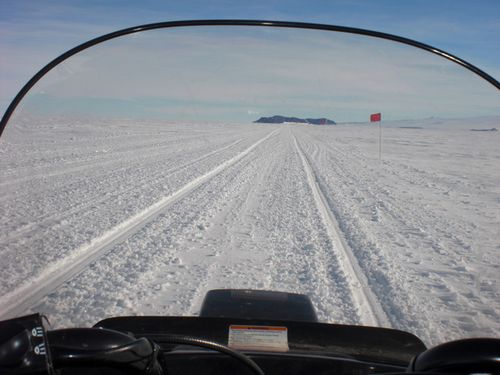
[470,128,498,132]
[254,115,336,125]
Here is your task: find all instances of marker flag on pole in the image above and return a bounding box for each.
[370,113,381,122]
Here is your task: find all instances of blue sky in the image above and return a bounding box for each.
[1,0,499,121]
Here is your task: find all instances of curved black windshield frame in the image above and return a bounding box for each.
[1,19,499,136]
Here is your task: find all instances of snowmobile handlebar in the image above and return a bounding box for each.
[0,314,162,375]
[1,313,499,374]
[47,330,266,375]
[0,313,265,375]
[47,328,163,374]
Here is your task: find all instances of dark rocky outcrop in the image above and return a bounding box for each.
[470,128,498,132]
[254,115,335,125]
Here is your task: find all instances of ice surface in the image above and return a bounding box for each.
[0,115,499,346]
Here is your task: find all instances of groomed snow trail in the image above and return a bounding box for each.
[1,139,243,243]
[0,127,278,319]
[174,127,361,322]
[292,131,389,327]
[1,117,499,346]
[293,122,500,344]
[1,120,272,295]
[23,126,362,327]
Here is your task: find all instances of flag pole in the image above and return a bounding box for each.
[370,112,382,161]
[379,119,382,161]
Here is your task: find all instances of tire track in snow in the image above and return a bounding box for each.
[170,128,359,322]
[0,133,214,189]
[1,139,244,242]
[292,131,389,327]
[181,135,283,316]
[296,128,495,339]
[0,129,279,319]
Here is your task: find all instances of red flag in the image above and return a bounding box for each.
[370,113,381,122]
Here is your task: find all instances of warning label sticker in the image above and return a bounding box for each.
[228,325,289,352]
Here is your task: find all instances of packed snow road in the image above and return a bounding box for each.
[1,116,499,346]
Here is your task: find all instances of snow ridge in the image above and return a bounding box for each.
[292,132,390,327]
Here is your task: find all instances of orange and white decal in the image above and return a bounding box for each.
[228,325,289,352]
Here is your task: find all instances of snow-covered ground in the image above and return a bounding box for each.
[1,115,499,346]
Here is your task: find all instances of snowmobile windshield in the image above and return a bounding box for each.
[0,21,499,350]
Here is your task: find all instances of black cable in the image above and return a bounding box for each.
[155,335,265,375]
